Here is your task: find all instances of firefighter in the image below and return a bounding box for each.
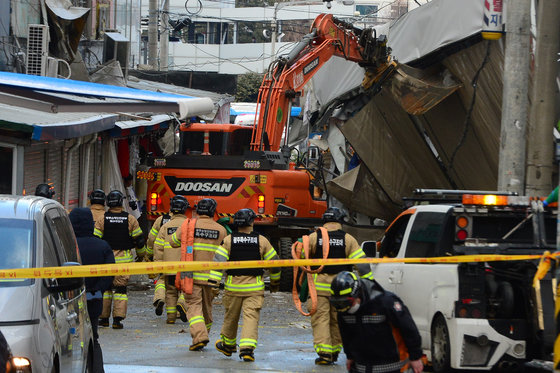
[170,198,227,351]
[212,208,281,362]
[303,206,374,365]
[89,189,106,224]
[146,205,173,317]
[35,183,55,199]
[152,195,190,324]
[94,190,146,329]
[330,271,424,373]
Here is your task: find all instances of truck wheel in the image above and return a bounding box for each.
[431,314,452,373]
[278,237,294,292]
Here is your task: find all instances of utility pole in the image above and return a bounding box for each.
[148,0,158,69]
[525,0,560,196]
[160,0,169,71]
[497,0,531,194]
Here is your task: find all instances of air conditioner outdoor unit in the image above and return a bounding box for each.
[27,24,49,76]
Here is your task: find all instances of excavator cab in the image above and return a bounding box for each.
[179,122,253,156]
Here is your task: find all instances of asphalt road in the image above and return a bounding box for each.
[99,276,348,373]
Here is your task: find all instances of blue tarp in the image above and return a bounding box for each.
[0,71,195,102]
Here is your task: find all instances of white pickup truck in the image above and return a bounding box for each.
[369,190,555,372]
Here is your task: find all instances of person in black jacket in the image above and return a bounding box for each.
[330,271,424,373]
[69,207,115,373]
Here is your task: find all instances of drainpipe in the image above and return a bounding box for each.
[80,133,98,206]
[64,137,83,210]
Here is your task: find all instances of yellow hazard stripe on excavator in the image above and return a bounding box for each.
[2,253,560,279]
[218,213,235,218]
[217,213,274,218]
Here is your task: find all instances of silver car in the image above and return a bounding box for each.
[0,195,93,372]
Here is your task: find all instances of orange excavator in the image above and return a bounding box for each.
[142,13,396,290]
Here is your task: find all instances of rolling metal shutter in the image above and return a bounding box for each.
[23,148,45,196]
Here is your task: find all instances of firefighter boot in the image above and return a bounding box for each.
[189,340,209,351]
[215,340,236,357]
[112,317,124,329]
[239,349,255,362]
[314,353,333,365]
[154,300,164,316]
[99,318,109,327]
[177,303,188,323]
[332,352,339,363]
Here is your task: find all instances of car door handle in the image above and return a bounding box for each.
[66,312,78,321]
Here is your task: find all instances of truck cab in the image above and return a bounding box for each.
[371,190,555,372]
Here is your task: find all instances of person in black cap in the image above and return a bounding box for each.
[35,183,55,199]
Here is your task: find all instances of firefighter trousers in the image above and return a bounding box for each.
[164,275,180,322]
[220,294,264,351]
[101,275,129,319]
[153,277,187,315]
[153,277,165,306]
[185,284,215,344]
[309,295,342,357]
[101,249,132,320]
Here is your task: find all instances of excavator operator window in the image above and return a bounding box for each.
[227,128,253,155]
[180,132,204,154]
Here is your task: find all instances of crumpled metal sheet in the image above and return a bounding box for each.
[45,0,90,61]
[331,39,503,219]
[45,0,89,20]
[326,165,402,221]
[390,64,462,115]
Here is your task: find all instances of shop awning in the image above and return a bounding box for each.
[0,71,214,119]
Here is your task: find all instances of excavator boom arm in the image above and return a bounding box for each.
[251,13,391,152]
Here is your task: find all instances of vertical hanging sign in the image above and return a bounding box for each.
[482,0,504,40]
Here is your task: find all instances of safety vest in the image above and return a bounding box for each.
[103,211,133,251]
[226,232,263,277]
[314,229,351,274]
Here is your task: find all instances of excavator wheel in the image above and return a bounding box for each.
[278,237,294,292]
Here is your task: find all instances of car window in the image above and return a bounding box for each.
[379,214,411,258]
[46,208,79,263]
[43,218,61,268]
[405,212,447,258]
[0,218,34,287]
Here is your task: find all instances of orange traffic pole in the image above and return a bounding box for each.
[202,131,210,155]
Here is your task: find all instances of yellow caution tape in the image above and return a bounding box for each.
[1,253,560,279]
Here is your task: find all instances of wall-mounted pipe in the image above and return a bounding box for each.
[64,137,83,209]
[80,133,98,206]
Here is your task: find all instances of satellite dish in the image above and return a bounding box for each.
[263,29,270,39]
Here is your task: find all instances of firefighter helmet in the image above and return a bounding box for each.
[106,190,124,208]
[329,271,361,312]
[233,208,256,227]
[196,198,217,217]
[322,207,346,223]
[35,183,55,199]
[170,195,189,214]
[89,189,106,206]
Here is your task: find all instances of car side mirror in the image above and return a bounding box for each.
[44,262,84,293]
[361,241,378,258]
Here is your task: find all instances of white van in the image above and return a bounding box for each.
[0,195,93,372]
